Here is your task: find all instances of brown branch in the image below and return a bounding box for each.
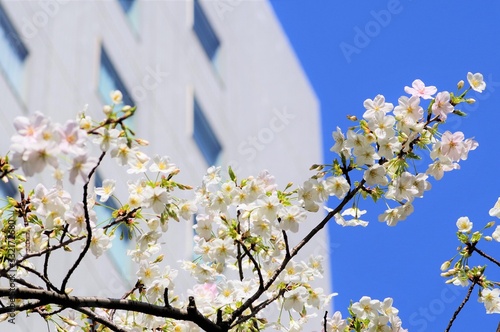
[445,280,476,332]
[235,239,264,290]
[471,246,500,268]
[76,307,127,332]
[61,151,106,293]
[0,287,227,332]
[13,235,85,266]
[227,180,365,326]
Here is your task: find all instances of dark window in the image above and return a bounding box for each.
[94,172,131,279]
[118,0,135,13]
[193,0,220,61]
[0,2,28,93]
[0,180,16,208]
[99,47,134,107]
[193,97,222,166]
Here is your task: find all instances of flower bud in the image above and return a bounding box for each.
[440,260,451,271]
[457,80,464,90]
[484,236,492,241]
[103,105,113,116]
[110,90,123,104]
[346,115,357,121]
[466,98,476,104]
[485,221,495,229]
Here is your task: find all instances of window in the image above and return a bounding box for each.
[193,0,220,61]
[99,47,135,127]
[193,97,222,166]
[0,3,28,95]
[117,0,138,31]
[94,172,132,281]
[0,180,16,208]
[118,0,135,13]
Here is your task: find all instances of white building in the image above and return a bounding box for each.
[0,1,331,330]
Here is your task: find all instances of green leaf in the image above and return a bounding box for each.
[228,166,237,182]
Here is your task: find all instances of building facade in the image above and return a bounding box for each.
[0,0,331,330]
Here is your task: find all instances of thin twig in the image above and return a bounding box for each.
[61,151,106,293]
[76,307,128,332]
[13,235,85,266]
[236,239,264,290]
[228,181,365,327]
[43,237,51,290]
[445,281,476,332]
[472,246,500,268]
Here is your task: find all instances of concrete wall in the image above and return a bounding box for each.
[0,1,330,331]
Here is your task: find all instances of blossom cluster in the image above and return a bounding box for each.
[0,73,489,331]
[323,297,405,332]
[327,72,484,227]
[439,196,500,316]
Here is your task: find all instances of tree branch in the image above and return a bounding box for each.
[0,287,227,332]
[472,246,500,268]
[445,280,476,332]
[61,151,106,293]
[227,180,365,326]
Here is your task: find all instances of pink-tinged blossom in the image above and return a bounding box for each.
[13,111,49,140]
[393,95,424,121]
[404,79,437,99]
[431,91,454,120]
[58,120,88,155]
[467,72,486,93]
[426,157,459,180]
[69,154,98,184]
[440,131,465,161]
[65,202,97,236]
[93,127,120,152]
[110,138,137,166]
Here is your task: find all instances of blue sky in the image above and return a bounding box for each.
[270,1,500,331]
